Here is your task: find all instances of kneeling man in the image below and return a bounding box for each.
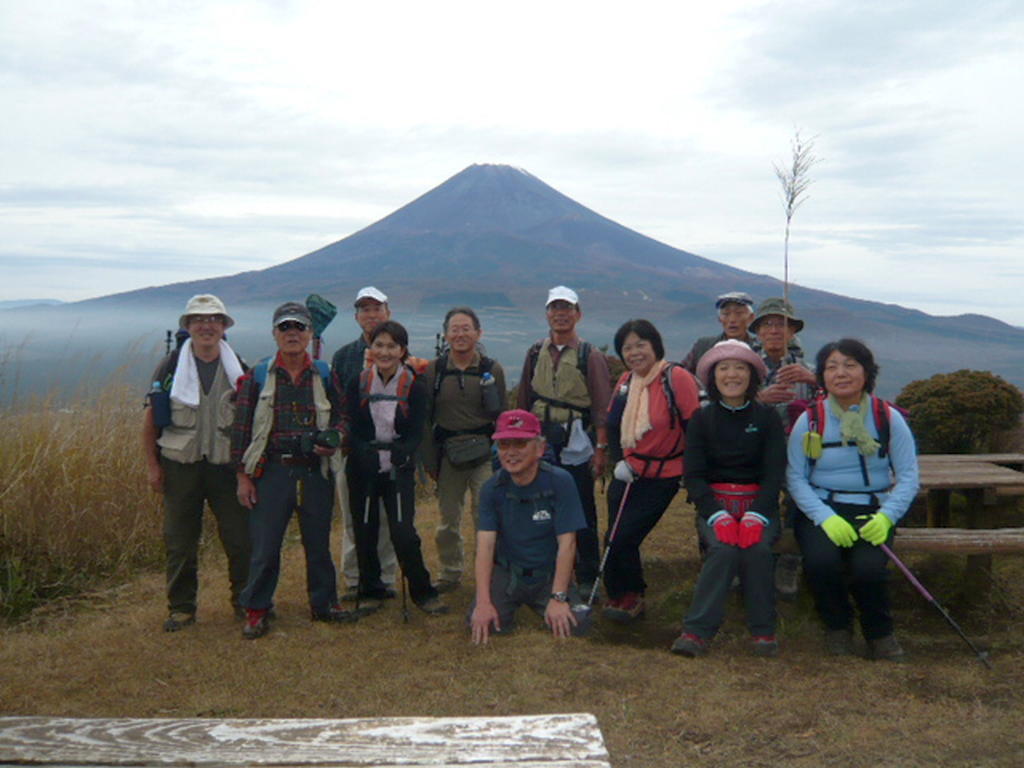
[470,410,592,644]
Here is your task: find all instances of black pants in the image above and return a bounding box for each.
[794,501,894,640]
[559,461,600,586]
[603,476,680,598]
[348,466,438,604]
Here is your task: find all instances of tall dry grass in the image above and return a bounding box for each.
[0,376,163,618]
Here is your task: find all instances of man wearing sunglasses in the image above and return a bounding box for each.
[144,294,251,632]
[232,302,356,639]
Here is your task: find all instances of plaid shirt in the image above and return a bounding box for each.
[331,336,371,394]
[231,352,347,470]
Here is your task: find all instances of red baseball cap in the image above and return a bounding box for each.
[492,409,542,440]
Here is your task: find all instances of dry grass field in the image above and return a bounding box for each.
[3,481,1023,768]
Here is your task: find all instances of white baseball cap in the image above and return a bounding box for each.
[546,285,579,307]
[355,286,388,306]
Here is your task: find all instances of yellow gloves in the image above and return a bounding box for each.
[859,512,894,546]
[821,515,858,548]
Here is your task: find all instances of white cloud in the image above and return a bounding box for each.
[1,0,1022,325]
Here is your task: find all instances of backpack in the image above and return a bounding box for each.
[607,363,691,474]
[358,364,416,418]
[252,356,330,393]
[492,461,557,512]
[432,351,496,399]
[803,395,909,487]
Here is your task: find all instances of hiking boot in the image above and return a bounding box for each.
[825,629,854,656]
[774,553,802,602]
[242,609,270,640]
[163,612,196,632]
[671,632,709,657]
[417,597,449,617]
[312,605,359,624]
[356,598,383,615]
[602,592,645,623]
[340,586,359,603]
[432,579,461,594]
[751,634,779,657]
[383,585,399,599]
[869,635,906,662]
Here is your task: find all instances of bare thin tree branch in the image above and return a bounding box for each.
[775,129,819,308]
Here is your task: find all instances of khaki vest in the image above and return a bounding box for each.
[242,365,333,479]
[530,339,591,425]
[157,363,236,465]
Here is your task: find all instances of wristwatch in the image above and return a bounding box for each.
[550,592,569,603]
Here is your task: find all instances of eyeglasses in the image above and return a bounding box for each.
[497,438,540,450]
[189,314,226,325]
[758,318,789,328]
[276,321,310,332]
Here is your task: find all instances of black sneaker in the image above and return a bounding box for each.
[163,612,196,632]
[869,635,906,662]
[774,554,802,602]
[242,609,270,640]
[417,597,449,616]
[312,605,359,624]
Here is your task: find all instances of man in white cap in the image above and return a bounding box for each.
[681,292,761,374]
[330,286,398,600]
[516,286,612,597]
[143,294,251,632]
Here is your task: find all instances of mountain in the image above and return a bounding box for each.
[6,164,1024,401]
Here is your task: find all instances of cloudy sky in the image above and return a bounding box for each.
[2,0,1022,325]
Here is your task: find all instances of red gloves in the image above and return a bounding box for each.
[708,511,739,546]
[737,512,769,549]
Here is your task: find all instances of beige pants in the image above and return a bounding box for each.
[435,456,492,583]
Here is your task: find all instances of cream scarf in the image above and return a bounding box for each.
[620,360,668,450]
[828,393,881,456]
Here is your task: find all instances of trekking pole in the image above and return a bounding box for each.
[881,543,992,669]
[587,477,633,608]
[400,563,409,624]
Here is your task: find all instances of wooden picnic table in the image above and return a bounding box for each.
[915,455,1024,592]
[0,714,611,768]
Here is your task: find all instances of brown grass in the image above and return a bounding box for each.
[2,480,1023,767]
[0,384,163,614]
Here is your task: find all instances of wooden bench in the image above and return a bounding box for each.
[776,527,1024,555]
[0,714,611,768]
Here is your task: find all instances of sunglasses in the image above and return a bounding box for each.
[276,321,310,332]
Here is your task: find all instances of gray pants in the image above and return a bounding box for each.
[162,457,250,615]
[467,563,592,636]
[683,517,780,639]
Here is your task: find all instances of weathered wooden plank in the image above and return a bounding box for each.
[775,528,1024,555]
[0,715,610,768]
[919,453,1024,467]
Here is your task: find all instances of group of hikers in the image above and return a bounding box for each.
[143,284,919,660]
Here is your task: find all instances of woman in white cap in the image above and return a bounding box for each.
[672,340,786,657]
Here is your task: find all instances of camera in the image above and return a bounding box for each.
[298,429,341,456]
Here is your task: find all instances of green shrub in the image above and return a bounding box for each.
[895,370,1024,454]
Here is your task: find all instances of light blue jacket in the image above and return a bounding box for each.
[786,397,920,526]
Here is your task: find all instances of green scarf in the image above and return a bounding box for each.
[828,394,880,457]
